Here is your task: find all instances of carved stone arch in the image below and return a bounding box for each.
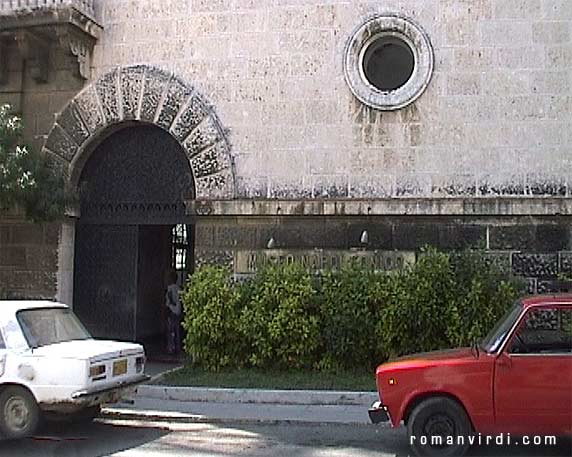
[43,64,236,201]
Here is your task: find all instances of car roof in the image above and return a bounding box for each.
[0,300,68,315]
[521,294,572,307]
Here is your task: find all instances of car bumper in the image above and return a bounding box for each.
[368,400,391,424]
[72,374,151,399]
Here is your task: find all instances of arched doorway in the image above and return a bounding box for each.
[43,65,235,347]
[73,125,195,345]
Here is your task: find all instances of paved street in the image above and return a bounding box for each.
[0,417,570,457]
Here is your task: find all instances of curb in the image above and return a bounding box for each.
[100,407,384,428]
[136,385,378,406]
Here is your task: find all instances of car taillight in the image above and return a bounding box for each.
[136,356,145,373]
[89,364,106,380]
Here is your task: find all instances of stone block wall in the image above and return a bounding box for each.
[194,216,572,293]
[0,216,60,299]
[93,0,572,200]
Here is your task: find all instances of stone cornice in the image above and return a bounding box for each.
[186,198,572,218]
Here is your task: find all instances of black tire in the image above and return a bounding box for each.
[407,397,472,457]
[0,386,40,439]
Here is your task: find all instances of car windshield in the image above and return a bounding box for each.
[16,308,92,348]
[481,301,523,353]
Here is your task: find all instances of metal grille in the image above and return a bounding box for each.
[73,224,138,341]
[78,125,195,225]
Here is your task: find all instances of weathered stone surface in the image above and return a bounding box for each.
[490,226,536,251]
[44,124,78,162]
[536,225,570,251]
[191,142,232,178]
[483,251,513,274]
[140,67,171,123]
[559,251,572,275]
[512,253,558,278]
[195,249,234,270]
[349,176,391,198]
[269,178,313,199]
[170,94,210,142]
[120,65,146,120]
[526,175,567,196]
[236,176,268,199]
[195,169,234,199]
[438,224,486,249]
[57,101,90,147]
[313,176,349,198]
[74,85,105,134]
[95,68,121,125]
[393,223,440,250]
[182,115,223,158]
[197,224,258,249]
[156,76,194,131]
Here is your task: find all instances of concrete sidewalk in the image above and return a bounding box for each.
[102,385,379,426]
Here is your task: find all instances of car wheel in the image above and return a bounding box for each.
[407,397,472,457]
[0,386,40,439]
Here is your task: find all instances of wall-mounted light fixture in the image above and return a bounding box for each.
[267,237,276,249]
[360,230,369,246]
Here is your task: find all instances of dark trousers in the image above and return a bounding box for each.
[167,313,181,354]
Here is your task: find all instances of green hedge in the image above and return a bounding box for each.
[181,248,524,371]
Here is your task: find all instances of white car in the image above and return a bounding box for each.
[0,300,150,439]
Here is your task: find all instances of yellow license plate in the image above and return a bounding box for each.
[113,359,127,376]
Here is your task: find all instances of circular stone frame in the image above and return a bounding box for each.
[344,14,434,111]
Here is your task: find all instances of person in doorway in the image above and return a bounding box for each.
[165,270,182,355]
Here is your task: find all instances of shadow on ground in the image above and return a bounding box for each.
[0,419,169,457]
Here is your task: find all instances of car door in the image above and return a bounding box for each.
[494,306,572,435]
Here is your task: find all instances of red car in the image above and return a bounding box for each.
[369,295,572,456]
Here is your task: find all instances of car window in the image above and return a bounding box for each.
[16,308,92,348]
[509,308,572,355]
[481,302,523,353]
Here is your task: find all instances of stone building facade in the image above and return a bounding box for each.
[0,0,571,341]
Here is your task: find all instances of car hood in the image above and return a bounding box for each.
[377,348,475,373]
[29,339,144,362]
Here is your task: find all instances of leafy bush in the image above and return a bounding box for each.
[181,266,244,370]
[318,266,380,370]
[181,249,525,372]
[376,248,524,358]
[0,104,68,221]
[376,248,456,358]
[238,263,320,369]
[446,250,523,346]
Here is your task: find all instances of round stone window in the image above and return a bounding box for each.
[344,15,434,111]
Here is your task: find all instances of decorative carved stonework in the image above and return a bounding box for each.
[57,28,94,80]
[0,3,101,84]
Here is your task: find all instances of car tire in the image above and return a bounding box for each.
[0,386,40,439]
[407,397,472,457]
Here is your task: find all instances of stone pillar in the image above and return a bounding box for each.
[56,218,76,307]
